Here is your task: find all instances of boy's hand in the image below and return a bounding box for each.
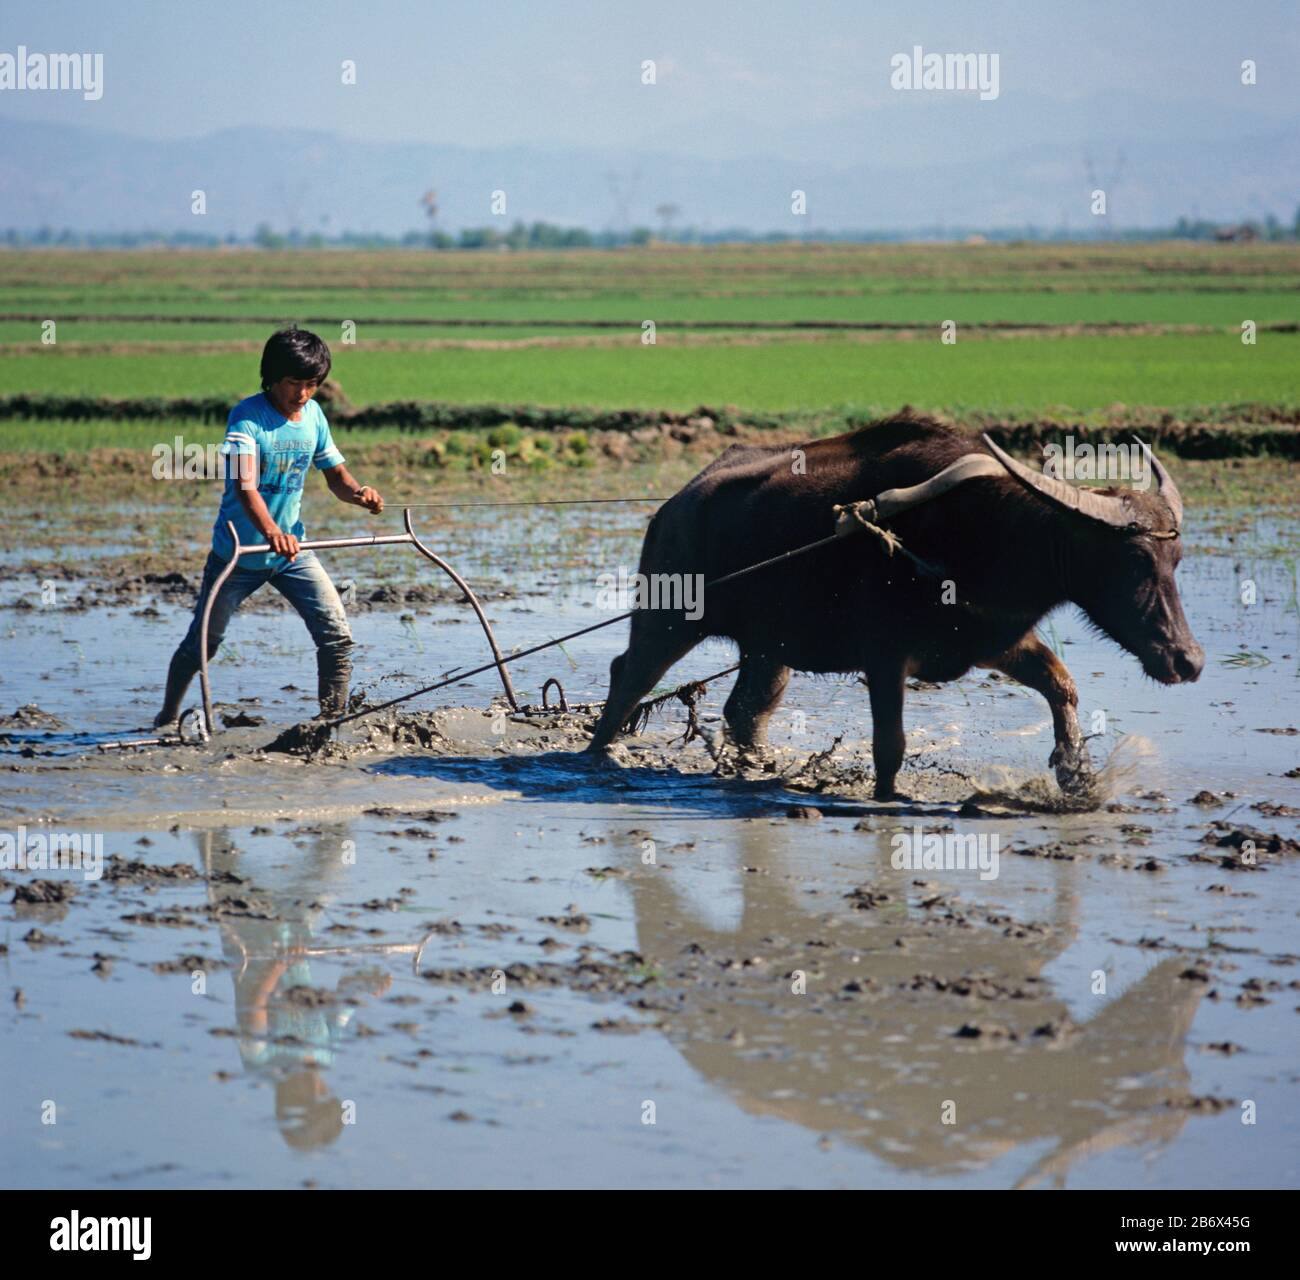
[269,531,300,561]
[324,465,383,513]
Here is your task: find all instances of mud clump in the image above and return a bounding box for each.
[12,879,76,905]
[0,704,65,730]
[955,1021,1018,1042]
[1164,1095,1236,1114]
[68,1029,161,1048]
[361,714,455,754]
[1254,800,1300,818]
[120,911,202,928]
[221,709,266,728]
[364,806,459,824]
[908,972,1045,1001]
[102,856,201,883]
[421,949,653,996]
[359,582,516,608]
[264,720,338,757]
[1201,822,1300,859]
[281,985,344,1008]
[151,953,224,975]
[538,911,591,932]
[786,805,824,820]
[23,928,64,946]
[263,706,457,759]
[263,704,604,762]
[845,887,892,911]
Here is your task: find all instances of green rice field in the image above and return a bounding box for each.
[1,241,1297,426]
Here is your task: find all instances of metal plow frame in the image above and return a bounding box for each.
[198,508,520,735]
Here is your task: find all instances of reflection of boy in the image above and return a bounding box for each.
[276,1070,345,1151]
[232,923,359,1149]
[236,942,392,1150]
[230,923,358,1072]
[203,827,389,1151]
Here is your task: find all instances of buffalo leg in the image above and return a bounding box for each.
[585,620,699,752]
[723,653,791,748]
[989,632,1089,791]
[865,661,907,800]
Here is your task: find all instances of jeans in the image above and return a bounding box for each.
[168,550,353,715]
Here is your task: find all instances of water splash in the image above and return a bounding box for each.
[969,734,1156,813]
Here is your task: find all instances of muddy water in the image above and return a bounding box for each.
[1,502,1297,1189]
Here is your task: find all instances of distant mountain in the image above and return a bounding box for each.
[628,87,1298,171]
[0,105,1295,236]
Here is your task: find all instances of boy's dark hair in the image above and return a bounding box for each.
[260,326,331,391]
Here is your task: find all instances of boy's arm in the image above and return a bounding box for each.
[312,405,382,513]
[233,452,302,560]
[323,463,384,513]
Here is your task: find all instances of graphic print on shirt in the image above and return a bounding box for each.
[210,394,345,568]
[263,442,313,494]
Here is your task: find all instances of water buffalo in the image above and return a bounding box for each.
[586,415,1203,798]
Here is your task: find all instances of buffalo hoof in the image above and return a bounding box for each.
[1050,742,1094,796]
[732,741,777,769]
[577,741,627,767]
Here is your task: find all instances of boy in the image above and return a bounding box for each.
[154,327,384,728]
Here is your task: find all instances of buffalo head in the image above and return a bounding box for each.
[984,435,1204,685]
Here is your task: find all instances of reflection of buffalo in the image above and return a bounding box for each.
[196,827,387,1152]
[624,820,1204,1185]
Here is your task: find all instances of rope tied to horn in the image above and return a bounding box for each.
[833,499,900,554]
[831,499,942,576]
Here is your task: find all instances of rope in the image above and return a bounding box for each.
[310,497,932,736]
[319,523,862,732]
[397,496,668,509]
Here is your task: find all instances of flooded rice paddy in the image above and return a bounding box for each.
[1,499,1297,1188]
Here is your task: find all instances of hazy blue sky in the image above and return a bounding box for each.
[2,0,1296,150]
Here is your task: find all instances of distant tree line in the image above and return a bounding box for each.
[3,210,1299,250]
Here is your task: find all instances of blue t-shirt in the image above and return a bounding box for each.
[212,393,345,569]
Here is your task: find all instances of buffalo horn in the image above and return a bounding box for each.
[1132,437,1183,531]
[981,434,1136,529]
